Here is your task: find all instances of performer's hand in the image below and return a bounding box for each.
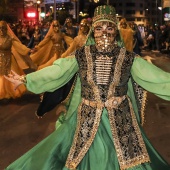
[4,70,26,90]
[56,104,67,117]
[30,46,38,54]
[30,48,37,54]
[143,56,155,63]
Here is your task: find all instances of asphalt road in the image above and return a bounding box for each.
[0,51,170,169]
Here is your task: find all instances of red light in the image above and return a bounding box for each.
[26,12,36,18]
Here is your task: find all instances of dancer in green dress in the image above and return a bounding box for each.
[5,5,170,170]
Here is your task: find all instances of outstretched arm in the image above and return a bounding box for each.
[131,57,170,101]
[5,57,78,94]
[4,70,26,90]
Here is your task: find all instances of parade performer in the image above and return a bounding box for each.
[129,22,144,55]
[5,5,170,170]
[36,18,91,118]
[61,18,91,58]
[27,25,43,49]
[119,18,135,52]
[0,20,36,100]
[62,17,78,38]
[30,20,73,70]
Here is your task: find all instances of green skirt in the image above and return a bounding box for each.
[5,107,170,170]
[6,72,170,170]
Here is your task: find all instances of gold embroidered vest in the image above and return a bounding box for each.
[65,45,150,170]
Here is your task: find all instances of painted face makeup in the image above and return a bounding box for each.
[120,21,128,29]
[79,19,90,35]
[53,21,60,33]
[94,21,117,52]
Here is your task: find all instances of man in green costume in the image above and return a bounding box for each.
[5,5,170,170]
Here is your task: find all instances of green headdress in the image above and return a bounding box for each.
[92,5,118,26]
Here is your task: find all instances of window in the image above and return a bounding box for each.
[126,18,135,21]
[152,10,157,15]
[126,3,135,7]
[152,3,156,8]
[118,10,123,15]
[126,10,135,15]
[113,3,116,7]
[140,11,143,15]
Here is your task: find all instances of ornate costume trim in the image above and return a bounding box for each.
[106,49,150,169]
[107,97,150,170]
[65,102,103,169]
[107,47,126,99]
[0,50,11,75]
[131,76,148,125]
[92,5,118,26]
[65,46,103,169]
[65,46,150,170]
[141,90,147,125]
[95,55,113,85]
[61,73,78,104]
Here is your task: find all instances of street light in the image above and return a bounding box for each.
[94,0,99,2]
[158,7,163,25]
[93,0,109,4]
[50,6,53,12]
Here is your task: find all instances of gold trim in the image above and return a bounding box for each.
[65,46,103,169]
[141,90,147,125]
[82,96,126,109]
[61,73,78,104]
[107,48,126,99]
[65,46,150,169]
[65,103,103,169]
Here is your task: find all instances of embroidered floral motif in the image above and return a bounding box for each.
[65,45,150,169]
[131,77,148,125]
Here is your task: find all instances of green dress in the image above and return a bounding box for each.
[5,46,170,170]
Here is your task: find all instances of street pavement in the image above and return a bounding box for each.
[0,50,170,169]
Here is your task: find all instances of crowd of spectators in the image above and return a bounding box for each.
[7,19,170,56]
[140,23,170,55]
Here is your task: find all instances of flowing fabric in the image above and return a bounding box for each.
[0,23,33,99]
[30,22,73,70]
[5,57,170,170]
[118,18,134,52]
[0,54,26,99]
[8,23,36,70]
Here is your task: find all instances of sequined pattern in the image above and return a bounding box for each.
[95,55,113,85]
[65,45,150,169]
[0,35,12,75]
[131,77,148,125]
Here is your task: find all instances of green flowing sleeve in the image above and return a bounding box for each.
[25,56,79,94]
[131,57,170,101]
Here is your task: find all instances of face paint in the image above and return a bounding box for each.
[79,19,90,35]
[120,22,127,29]
[53,21,60,33]
[119,19,128,29]
[94,21,117,52]
[65,18,72,27]
[34,26,39,32]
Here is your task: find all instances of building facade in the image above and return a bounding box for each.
[6,0,170,25]
[93,0,164,26]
